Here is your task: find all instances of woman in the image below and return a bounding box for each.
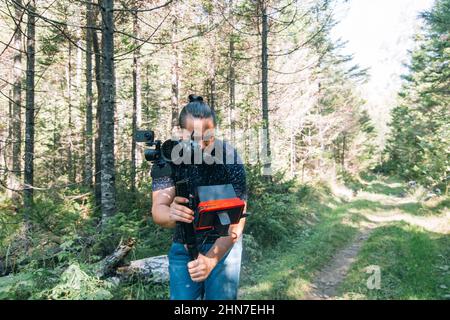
[151,94,247,300]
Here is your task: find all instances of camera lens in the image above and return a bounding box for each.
[161,139,178,162]
[145,149,160,162]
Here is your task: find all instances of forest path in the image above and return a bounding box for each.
[302,225,376,299]
[302,177,449,300]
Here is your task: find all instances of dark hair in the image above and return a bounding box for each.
[178,94,216,128]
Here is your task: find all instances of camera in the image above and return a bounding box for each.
[135,130,162,162]
[135,129,201,165]
[135,129,246,259]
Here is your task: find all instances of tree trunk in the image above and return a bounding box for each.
[8,0,22,200]
[317,81,324,169]
[208,75,216,112]
[52,103,61,179]
[24,0,36,246]
[100,0,117,223]
[74,8,83,183]
[170,58,179,129]
[3,91,12,189]
[93,12,102,210]
[244,111,250,163]
[131,8,142,192]
[66,42,74,183]
[228,35,236,145]
[260,1,272,178]
[170,14,180,129]
[96,238,136,278]
[206,46,216,113]
[116,255,169,283]
[84,0,94,188]
[290,126,295,177]
[145,64,151,126]
[341,133,346,169]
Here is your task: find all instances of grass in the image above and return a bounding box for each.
[240,172,450,300]
[363,182,406,197]
[239,193,362,299]
[111,280,170,300]
[1,172,448,300]
[338,174,450,300]
[337,223,450,300]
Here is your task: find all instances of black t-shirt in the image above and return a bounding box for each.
[151,139,247,243]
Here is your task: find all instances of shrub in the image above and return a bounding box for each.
[244,165,308,249]
[39,263,113,300]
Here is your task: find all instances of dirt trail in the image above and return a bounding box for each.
[303,181,449,300]
[302,226,376,300]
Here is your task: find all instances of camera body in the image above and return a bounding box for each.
[135,130,162,162]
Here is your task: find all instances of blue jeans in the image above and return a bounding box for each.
[168,236,243,300]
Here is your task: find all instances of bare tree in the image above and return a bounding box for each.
[228,34,236,146]
[23,0,36,245]
[260,0,272,178]
[66,42,74,183]
[8,0,23,200]
[84,0,94,188]
[93,5,102,209]
[131,5,142,193]
[170,7,180,129]
[100,0,117,222]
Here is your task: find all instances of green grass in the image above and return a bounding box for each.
[2,172,448,300]
[111,280,169,300]
[240,173,450,300]
[363,182,406,197]
[240,197,361,299]
[337,223,450,300]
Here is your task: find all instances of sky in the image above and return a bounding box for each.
[330,0,435,143]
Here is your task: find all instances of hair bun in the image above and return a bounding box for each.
[188,94,204,103]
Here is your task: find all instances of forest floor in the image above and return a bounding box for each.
[1,173,448,300]
[239,175,450,300]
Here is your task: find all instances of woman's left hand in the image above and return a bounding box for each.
[187,254,216,282]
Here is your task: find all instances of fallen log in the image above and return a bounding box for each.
[116,255,169,283]
[96,238,136,278]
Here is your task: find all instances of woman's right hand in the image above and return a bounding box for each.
[169,196,194,224]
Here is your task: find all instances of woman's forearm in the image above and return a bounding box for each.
[152,204,176,228]
[205,236,235,265]
[205,218,246,266]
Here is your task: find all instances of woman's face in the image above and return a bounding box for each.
[182,116,215,150]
